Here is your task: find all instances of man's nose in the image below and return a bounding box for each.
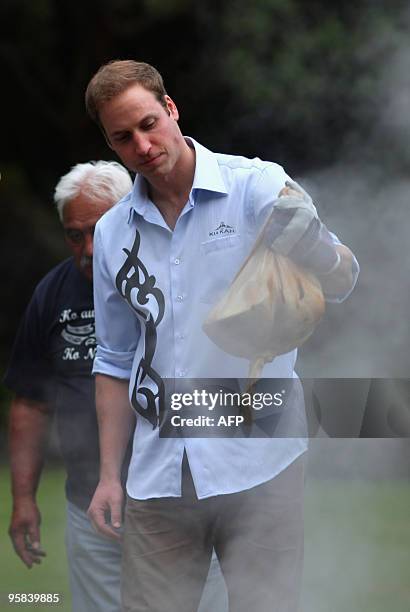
[83,233,94,258]
[132,132,151,156]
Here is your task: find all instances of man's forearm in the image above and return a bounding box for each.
[9,396,51,501]
[87,374,134,539]
[95,374,135,482]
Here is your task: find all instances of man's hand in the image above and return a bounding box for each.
[8,396,50,569]
[264,180,340,277]
[89,375,134,541]
[87,479,124,541]
[9,498,46,568]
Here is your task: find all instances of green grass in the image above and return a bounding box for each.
[302,479,410,612]
[0,464,409,612]
[0,464,71,611]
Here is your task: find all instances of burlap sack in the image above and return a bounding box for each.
[203,214,325,381]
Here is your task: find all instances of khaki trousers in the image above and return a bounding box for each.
[122,453,305,612]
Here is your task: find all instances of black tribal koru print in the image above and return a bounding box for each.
[115,229,165,429]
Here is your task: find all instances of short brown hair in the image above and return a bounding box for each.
[85,60,168,125]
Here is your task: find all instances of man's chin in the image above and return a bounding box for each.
[138,153,166,174]
[79,264,93,282]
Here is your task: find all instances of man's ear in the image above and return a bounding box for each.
[164,95,179,121]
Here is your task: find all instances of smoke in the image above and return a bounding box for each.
[293,12,410,611]
[298,166,410,378]
[296,11,410,379]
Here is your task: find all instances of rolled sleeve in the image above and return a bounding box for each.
[324,253,360,303]
[92,222,140,379]
[93,345,135,379]
[322,232,360,303]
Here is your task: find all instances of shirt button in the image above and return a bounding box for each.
[177,295,184,302]
[174,258,181,265]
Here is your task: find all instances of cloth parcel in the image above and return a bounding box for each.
[203,186,325,385]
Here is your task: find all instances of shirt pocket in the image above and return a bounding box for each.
[199,234,242,304]
[200,234,241,255]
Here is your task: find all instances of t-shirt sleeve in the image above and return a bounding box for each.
[92,222,140,380]
[3,288,51,401]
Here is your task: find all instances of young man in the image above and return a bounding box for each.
[85,60,359,612]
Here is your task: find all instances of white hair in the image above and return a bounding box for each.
[53,160,133,221]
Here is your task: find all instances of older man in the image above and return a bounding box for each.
[5,161,133,611]
[85,60,359,612]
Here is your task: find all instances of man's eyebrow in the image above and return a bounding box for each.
[141,113,157,121]
[110,128,130,137]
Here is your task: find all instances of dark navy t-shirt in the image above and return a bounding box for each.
[4,258,128,511]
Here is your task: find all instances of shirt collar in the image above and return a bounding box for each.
[128,137,228,223]
[128,175,151,222]
[186,137,228,195]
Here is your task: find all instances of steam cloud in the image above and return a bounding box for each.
[295,13,410,610]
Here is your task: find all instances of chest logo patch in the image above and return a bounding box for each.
[209,221,235,238]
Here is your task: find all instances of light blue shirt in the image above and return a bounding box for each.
[93,138,357,500]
